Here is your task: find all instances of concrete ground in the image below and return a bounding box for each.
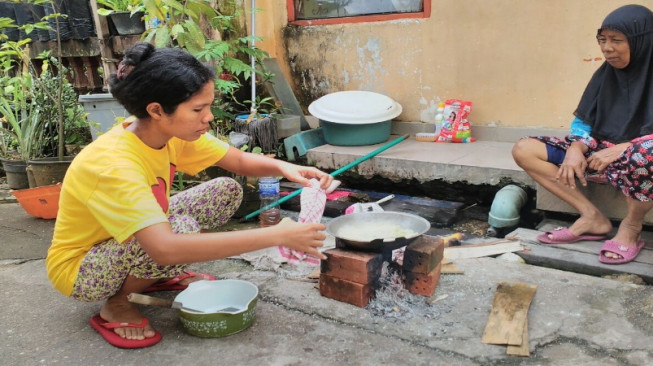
[2,196,653,365]
[3,129,653,365]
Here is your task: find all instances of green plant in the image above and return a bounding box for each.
[0,0,90,161]
[0,89,47,161]
[141,0,270,134]
[239,96,282,119]
[34,59,91,156]
[0,38,44,160]
[97,0,145,15]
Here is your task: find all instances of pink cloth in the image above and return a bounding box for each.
[278,179,328,265]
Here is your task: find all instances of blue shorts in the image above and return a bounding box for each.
[546,144,566,165]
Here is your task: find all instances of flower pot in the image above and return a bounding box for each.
[0,2,19,41]
[13,2,35,41]
[32,5,51,42]
[63,0,95,39]
[26,156,74,188]
[0,158,29,190]
[272,114,301,139]
[43,0,73,41]
[11,184,61,219]
[108,11,145,36]
[79,93,129,140]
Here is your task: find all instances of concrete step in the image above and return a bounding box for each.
[305,123,641,225]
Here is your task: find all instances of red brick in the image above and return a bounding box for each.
[321,248,383,285]
[319,274,374,308]
[404,262,442,297]
[402,236,444,274]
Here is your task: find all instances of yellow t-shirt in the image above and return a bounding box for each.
[46,122,229,296]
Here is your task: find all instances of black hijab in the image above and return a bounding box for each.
[574,4,653,143]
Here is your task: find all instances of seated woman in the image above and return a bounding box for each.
[512,4,653,265]
[45,43,334,348]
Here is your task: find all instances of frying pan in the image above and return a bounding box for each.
[326,211,430,252]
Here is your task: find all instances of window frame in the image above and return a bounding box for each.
[287,0,431,26]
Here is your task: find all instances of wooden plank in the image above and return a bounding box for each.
[444,242,524,260]
[88,0,115,90]
[511,227,653,264]
[82,57,103,91]
[515,241,653,284]
[278,184,464,224]
[27,38,102,58]
[441,263,464,274]
[506,318,530,357]
[336,188,464,226]
[482,282,537,346]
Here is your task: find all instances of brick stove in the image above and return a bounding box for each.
[319,235,445,307]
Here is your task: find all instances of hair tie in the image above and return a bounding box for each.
[116,60,133,81]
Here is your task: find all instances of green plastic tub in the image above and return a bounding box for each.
[319,119,392,146]
[308,91,402,146]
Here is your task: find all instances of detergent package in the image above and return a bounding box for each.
[436,99,474,143]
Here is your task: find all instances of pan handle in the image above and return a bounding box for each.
[376,194,395,205]
[127,293,174,308]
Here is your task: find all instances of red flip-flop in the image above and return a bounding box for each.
[142,270,216,293]
[536,227,607,244]
[89,315,162,349]
[599,239,646,265]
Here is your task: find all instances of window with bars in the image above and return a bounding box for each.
[289,0,429,25]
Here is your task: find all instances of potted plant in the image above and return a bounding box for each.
[97,0,146,35]
[0,1,91,219]
[27,58,91,187]
[141,0,269,129]
[0,39,45,189]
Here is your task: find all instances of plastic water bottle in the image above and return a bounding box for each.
[434,102,445,135]
[258,177,281,227]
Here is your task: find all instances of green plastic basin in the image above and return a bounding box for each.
[320,119,391,146]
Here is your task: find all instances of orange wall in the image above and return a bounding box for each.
[248,0,637,130]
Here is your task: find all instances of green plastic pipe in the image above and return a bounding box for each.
[241,134,410,222]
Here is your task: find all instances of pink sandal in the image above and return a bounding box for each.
[599,239,646,265]
[536,227,607,244]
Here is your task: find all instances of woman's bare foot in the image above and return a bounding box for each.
[604,218,642,260]
[99,295,156,340]
[567,211,612,237]
[540,211,613,242]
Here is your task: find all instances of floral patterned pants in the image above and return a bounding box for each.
[70,177,242,302]
[534,135,653,202]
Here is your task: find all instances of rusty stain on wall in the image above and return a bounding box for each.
[271,1,630,129]
[353,38,387,92]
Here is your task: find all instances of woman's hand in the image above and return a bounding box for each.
[273,218,327,259]
[279,161,334,190]
[556,142,589,188]
[586,143,630,173]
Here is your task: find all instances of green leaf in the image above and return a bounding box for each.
[170,23,184,37]
[154,25,170,48]
[184,20,205,49]
[143,0,166,21]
